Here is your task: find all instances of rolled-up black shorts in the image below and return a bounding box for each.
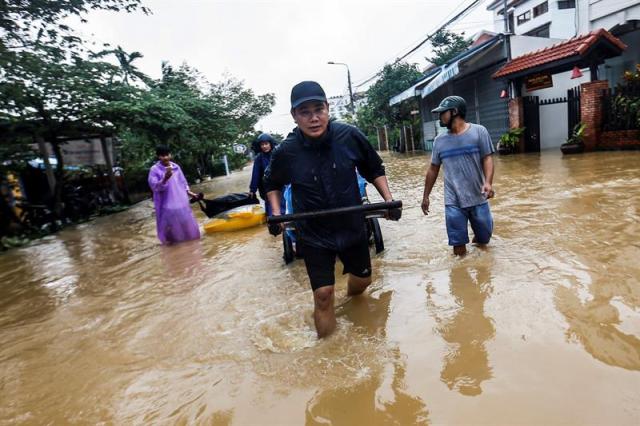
[301,240,372,291]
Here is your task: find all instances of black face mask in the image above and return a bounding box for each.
[439,109,457,130]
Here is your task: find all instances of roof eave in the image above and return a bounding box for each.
[493,29,627,79]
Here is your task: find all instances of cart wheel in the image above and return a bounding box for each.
[370,217,384,253]
[283,232,294,264]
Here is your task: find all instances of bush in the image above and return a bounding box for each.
[563,123,586,146]
[498,127,525,149]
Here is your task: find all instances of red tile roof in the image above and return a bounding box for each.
[493,29,627,79]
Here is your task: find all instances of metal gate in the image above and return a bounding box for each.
[567,86,581,136]
[523,86,580,152]
[523,96,540,152]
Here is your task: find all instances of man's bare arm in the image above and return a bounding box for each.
[421,164,440,215]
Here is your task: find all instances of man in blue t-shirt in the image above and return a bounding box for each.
[421,96,495,256]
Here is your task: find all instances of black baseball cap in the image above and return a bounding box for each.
[290,81,327,109]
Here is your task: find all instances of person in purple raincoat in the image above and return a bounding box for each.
[148,145,201,244]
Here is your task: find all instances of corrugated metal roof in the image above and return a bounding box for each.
[389,35,503,105]
[388,68,441,106]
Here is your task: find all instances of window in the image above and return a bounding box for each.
[533,1,548,17]
[525,22,551,38]
[558,0,576,9]
[517,10,531,25]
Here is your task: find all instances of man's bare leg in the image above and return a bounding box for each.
[453,245,467,256]
[347,274,372,296]
[313,286,336,338]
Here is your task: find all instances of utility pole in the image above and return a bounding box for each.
[346,67,354,114]
[327,61,355,114]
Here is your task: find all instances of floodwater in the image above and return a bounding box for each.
[1,151,639,425]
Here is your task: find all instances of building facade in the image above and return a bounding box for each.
[488,0,640,87]
[390,33,560,149]
[488,0,579,39]
[390,0,639,151]
[327,92,366,122]
[327,95,352,122]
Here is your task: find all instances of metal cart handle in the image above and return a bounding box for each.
[266,200,402,225]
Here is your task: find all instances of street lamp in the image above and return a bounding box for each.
[327,61,355,114]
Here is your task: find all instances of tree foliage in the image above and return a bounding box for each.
[0,0,149,54]
[356,62,422,135]
[91,46,148,85]
[0,0,275,223]
[354,29,471,143]
[1,49,122,127]
[426,29,472,66]
[102,63,275,180]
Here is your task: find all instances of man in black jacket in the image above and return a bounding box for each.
[264,81,399,338]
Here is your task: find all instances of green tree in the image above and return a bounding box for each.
[0,1,149,222]
[101,63,275,180]
[356,62,422,136]
[91,45,148,85]
[0,0,275,231]
[0,47,128,212]
[0,0,148,54]
[426,29,472,66]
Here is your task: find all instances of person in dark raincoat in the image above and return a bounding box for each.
[249,133,283,216]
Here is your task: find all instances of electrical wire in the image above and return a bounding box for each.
[353,0,487,88]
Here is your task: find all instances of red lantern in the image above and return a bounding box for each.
[500,89,508,98]
[571,66,583,79]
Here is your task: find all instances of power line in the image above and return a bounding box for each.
[355,0,483,87]
[353,0,486,88]
[351,1,473,84]
[448,19,496,28]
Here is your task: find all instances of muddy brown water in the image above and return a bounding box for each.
[1,151,639,425]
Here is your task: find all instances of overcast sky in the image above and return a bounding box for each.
[78,0,495,135]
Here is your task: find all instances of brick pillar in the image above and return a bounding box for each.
[508,97,525,152]
[580,80,609,151]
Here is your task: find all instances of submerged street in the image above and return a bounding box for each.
[1,151,639,424]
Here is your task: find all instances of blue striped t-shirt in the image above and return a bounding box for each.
[430,123,495,208]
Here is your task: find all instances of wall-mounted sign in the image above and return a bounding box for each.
[525,73,553,92]
[233,144,247,154]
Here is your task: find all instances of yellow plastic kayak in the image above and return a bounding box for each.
[204,204,266,233]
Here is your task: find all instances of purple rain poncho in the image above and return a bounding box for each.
[148,161,200,244]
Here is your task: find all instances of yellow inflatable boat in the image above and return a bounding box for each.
[204,204,266,233]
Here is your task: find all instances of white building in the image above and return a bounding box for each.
[484,0,639,149]
[389,0,638,151]
[488,0,579,39]
[579,0,640,86]
[327,92,366,122]
[327,95,352,121]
